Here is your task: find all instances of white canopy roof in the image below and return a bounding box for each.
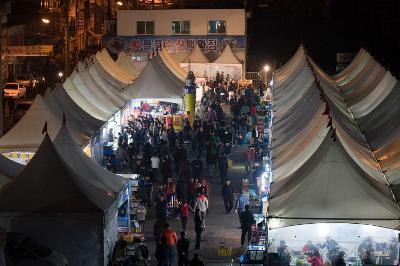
[0,134,115,213]
[116,53,141,76]
[62,76,111,121]
[270,47,400,229]
[95,49,135,85]
[0,95,85,152]
[123,55,184,99]
[53,125,127,195]
[182,44,210,63]
[159,48,187,81]
[213,44,242,65]
[270,133,400,229]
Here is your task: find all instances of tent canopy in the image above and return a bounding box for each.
[0,134,115,214]
[123,55,184,99]
[0,95,87,153]
[213,44,242,65]
[53,125,127,195]
[116,53,141,76]
[182,44,210,63]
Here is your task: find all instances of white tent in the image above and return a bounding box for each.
[159,48,187,81]
[211,44,243,80]
[95,49,136,85]
[0,134,119,265]
[53,125,129,262]
[269,46,400,230]
[180,44,211,78]
[116,53,141,76]
[62,76,111,121]
[86,57,129,107]
[0,154,24,187]
[43,88,100,141]
[0,95,87,153]
[51,85,105,134]
[123,55,184,100]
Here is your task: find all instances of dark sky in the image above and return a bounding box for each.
[247,0,400,76]
[8,0,400,76]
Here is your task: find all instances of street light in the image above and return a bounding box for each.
[58,72,63,82]
[41,18,50,24]
[263,64,271,85]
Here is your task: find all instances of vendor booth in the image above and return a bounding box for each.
[0,135,122,265]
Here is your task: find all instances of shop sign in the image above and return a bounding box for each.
[3,45,53,57]
[104,35,245,55]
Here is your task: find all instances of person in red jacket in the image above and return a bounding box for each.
[308,250,323,266]
[162,222,177,265]
[179,200,189,232]
[244,146,255,178]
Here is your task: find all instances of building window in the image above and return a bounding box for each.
[208,20,226,34]
[172,20,190,34]
[137,21,154,35]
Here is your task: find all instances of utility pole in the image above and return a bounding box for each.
[64,0,70,76]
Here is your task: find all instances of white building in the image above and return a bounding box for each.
[104,9,246,70]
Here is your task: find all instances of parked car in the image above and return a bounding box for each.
[12,100,32,123]
[3,83,26,99]
[16,74,32,88]
[5,232,68,266]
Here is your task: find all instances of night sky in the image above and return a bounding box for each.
[8,0,400,76]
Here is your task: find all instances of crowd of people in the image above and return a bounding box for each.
[103,76,268,265]
[277,236,399,266]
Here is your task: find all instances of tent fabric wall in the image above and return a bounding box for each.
[0,135,118,265]
[124,55,184,99]
[0,95,87,152]
[96,49,136,85]
[159,48,187,81]
[182,44,210,64]
[63,77,111,121]
[116,53,141,76]
[70,71,116,116]
[269,46,400,229]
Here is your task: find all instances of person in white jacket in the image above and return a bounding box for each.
[194,193,209,229]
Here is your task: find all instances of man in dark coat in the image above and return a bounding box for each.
[177,231,190,266]
[240,205,255,246]
[221,179,234,214]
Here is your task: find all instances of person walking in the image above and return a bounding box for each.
[240,205,255,246]
[179,200,189,232]
[191,155,204,179]
[162,223,177,265]
[235,191,249,227]
[194,193,209,229]
[194,209,203,250]
[177,231,190,266]
[190,253,205,266]
[244,145,255,178]
[222,179,234,214]
[155,236,169,266]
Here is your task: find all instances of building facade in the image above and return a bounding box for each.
[105,9,246,65]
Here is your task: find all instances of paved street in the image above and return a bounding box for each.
[143,105,248,265]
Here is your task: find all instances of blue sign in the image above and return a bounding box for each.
[103,35,246,55]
